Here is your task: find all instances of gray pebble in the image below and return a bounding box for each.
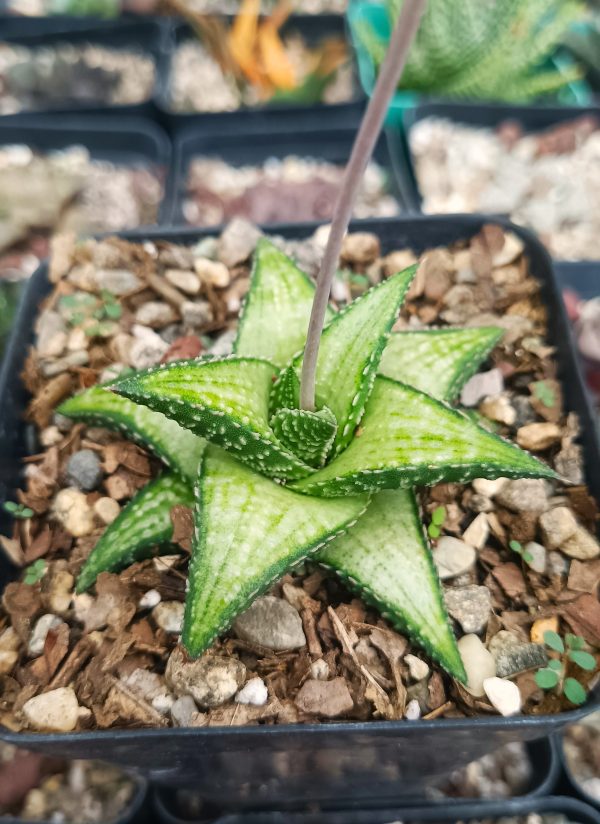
[65,449,103,492]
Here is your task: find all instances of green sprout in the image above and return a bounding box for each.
[23,559,47,586]
[428,506,446,539]
[56,240,554,680]
[535,630,597,705]
[509,539,534,564]
[3,501,34,520]
[531,380,556,410]
[59,290,121,338]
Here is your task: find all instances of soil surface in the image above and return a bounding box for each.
[563,710,600,803]
[0,221,598,732]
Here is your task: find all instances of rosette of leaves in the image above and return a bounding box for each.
[59,239,555,681]
[355,0,585,102]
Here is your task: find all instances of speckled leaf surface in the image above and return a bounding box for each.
[182,447,368,657]
[293,266,416,454]
[111,356,314,480]
[379,326,503,401]
[270,406,337,468]
[270,365,300,415]
[319,489,466,680]
[292,376,555,497]
[76,473,194,592]
[234,238,334,368]
[59,385,206,483]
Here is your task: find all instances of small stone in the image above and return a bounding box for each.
[310,659,330,681]
[405,654,430,682]
[561,525,600,560]
[234,596,306,651]
[460,369,504,407]
[28,614,63,657]
[124,669,172,715]
[23,687,80,732]
[492,232,524,267]
[433,536,476,580]
[495,642,547,678]
[531,616,559,645]
[165,647,246,708]
[194,258,231,288]
[479,394,516,426]
[67,327,87,352]
[40,426,62,447]
[405,698,421,720]
[53,488,95,537]
[483,677,522,716]
[235,677,268,706]
[463,513,489,549]
[539,507,577,549]
[129,325,169,369]
[208,328,236,357]
[181,300,213,330]
[517,422,561,452]
[138,589,161,610]
[134,301,176,328]
[218,218,261,267]
[36,311,67,358]
[41,350,89,378]
[47,568,74,615]
[496,479,549,513]
[95,268,141,295]
[93,496,120,525]
[295,677,354,718]
[152,601,184,634]
[0,650,18,675]
[523,541,547,574]
[65,449,103,492]
[170,695,200,726]
[458,634,496,696]
[548,550,570,577]
[444,585,492,634]
[472,478,508,498]
[488,630,520,659]
[165,268,201,294]
[341,232,380,266]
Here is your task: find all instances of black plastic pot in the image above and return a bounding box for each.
[0,216,598,806]
[153,737,560,821]
[388,103,600,214]
[167,124,403,226]
[559,723,600,810]
[156,15,365,134]
[0,13,126,37]
[0,19,166,119]
[0,114,172,227]
[555,262,600,302]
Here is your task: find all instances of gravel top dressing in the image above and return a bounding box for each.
[563,710,600,803]
[0,220,598,733]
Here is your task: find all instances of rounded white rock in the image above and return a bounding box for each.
[483,676,522,717]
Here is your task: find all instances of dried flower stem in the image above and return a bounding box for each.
[299,0,427,411]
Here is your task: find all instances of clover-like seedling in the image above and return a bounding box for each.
[509,539,534,564]
[59,289,122,339]
[535,630,597,705]
[3,501,34,520]
[428,506,446,540]
[23,559,47,586]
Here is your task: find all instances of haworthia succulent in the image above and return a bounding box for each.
[270,406,337,468]
[76,473,194,593]
[270,365,300,415]
[183,447,368,657]
[234,238,334,369]
[59,385,206,483]
[379,326,503,401]
[292,266,417,454]
[291,376,555,497]
[111,356,315,481]
[319,489,466,681]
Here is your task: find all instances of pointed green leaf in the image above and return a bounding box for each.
[270,406,337,468]
[294,266,416,454]
[270,365,300,415]
[291,377,556,497]
[234,238,334,369]
[182,447,368,657]
[59,385,206,483]
[563,677,587,705]
[380,326,503,402]
[76,473,194,593]
[111,356,314,481]
[318,489,466,681]
[544,630,565,653]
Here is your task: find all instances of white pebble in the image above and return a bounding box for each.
[310,659,330,681]
[152,601,184,633]
[28,614,63,657]
[405,699,421,720]
[458,634,496,697]
[139,589,161,610]
[483,676,522,717]
[23,687,81,732]
[235,677,268,706]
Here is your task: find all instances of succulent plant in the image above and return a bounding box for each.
[356,0,585,102]
[59,239,555,681]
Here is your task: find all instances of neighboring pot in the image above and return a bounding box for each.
[0,216,598,806]
[559,718,600,810]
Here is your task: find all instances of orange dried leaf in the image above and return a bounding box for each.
[258,23,297,91]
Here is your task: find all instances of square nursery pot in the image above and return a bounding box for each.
[156,15,366,134]
[387,102,600,214]
[0,216,599,807]
[166,123,403,226]
[0,114,172,229]
[0,19,167,120]
[558,720,600,809]
[153,737,559,821]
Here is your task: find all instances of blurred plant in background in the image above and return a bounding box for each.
[356,0,586,102]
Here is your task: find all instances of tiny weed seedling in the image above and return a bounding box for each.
[3,501,34,520]
[23,559,47,586]
[509,539,534,564]
[428,506,446,539]
[535,630,597,705]
[59,290,122,338]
